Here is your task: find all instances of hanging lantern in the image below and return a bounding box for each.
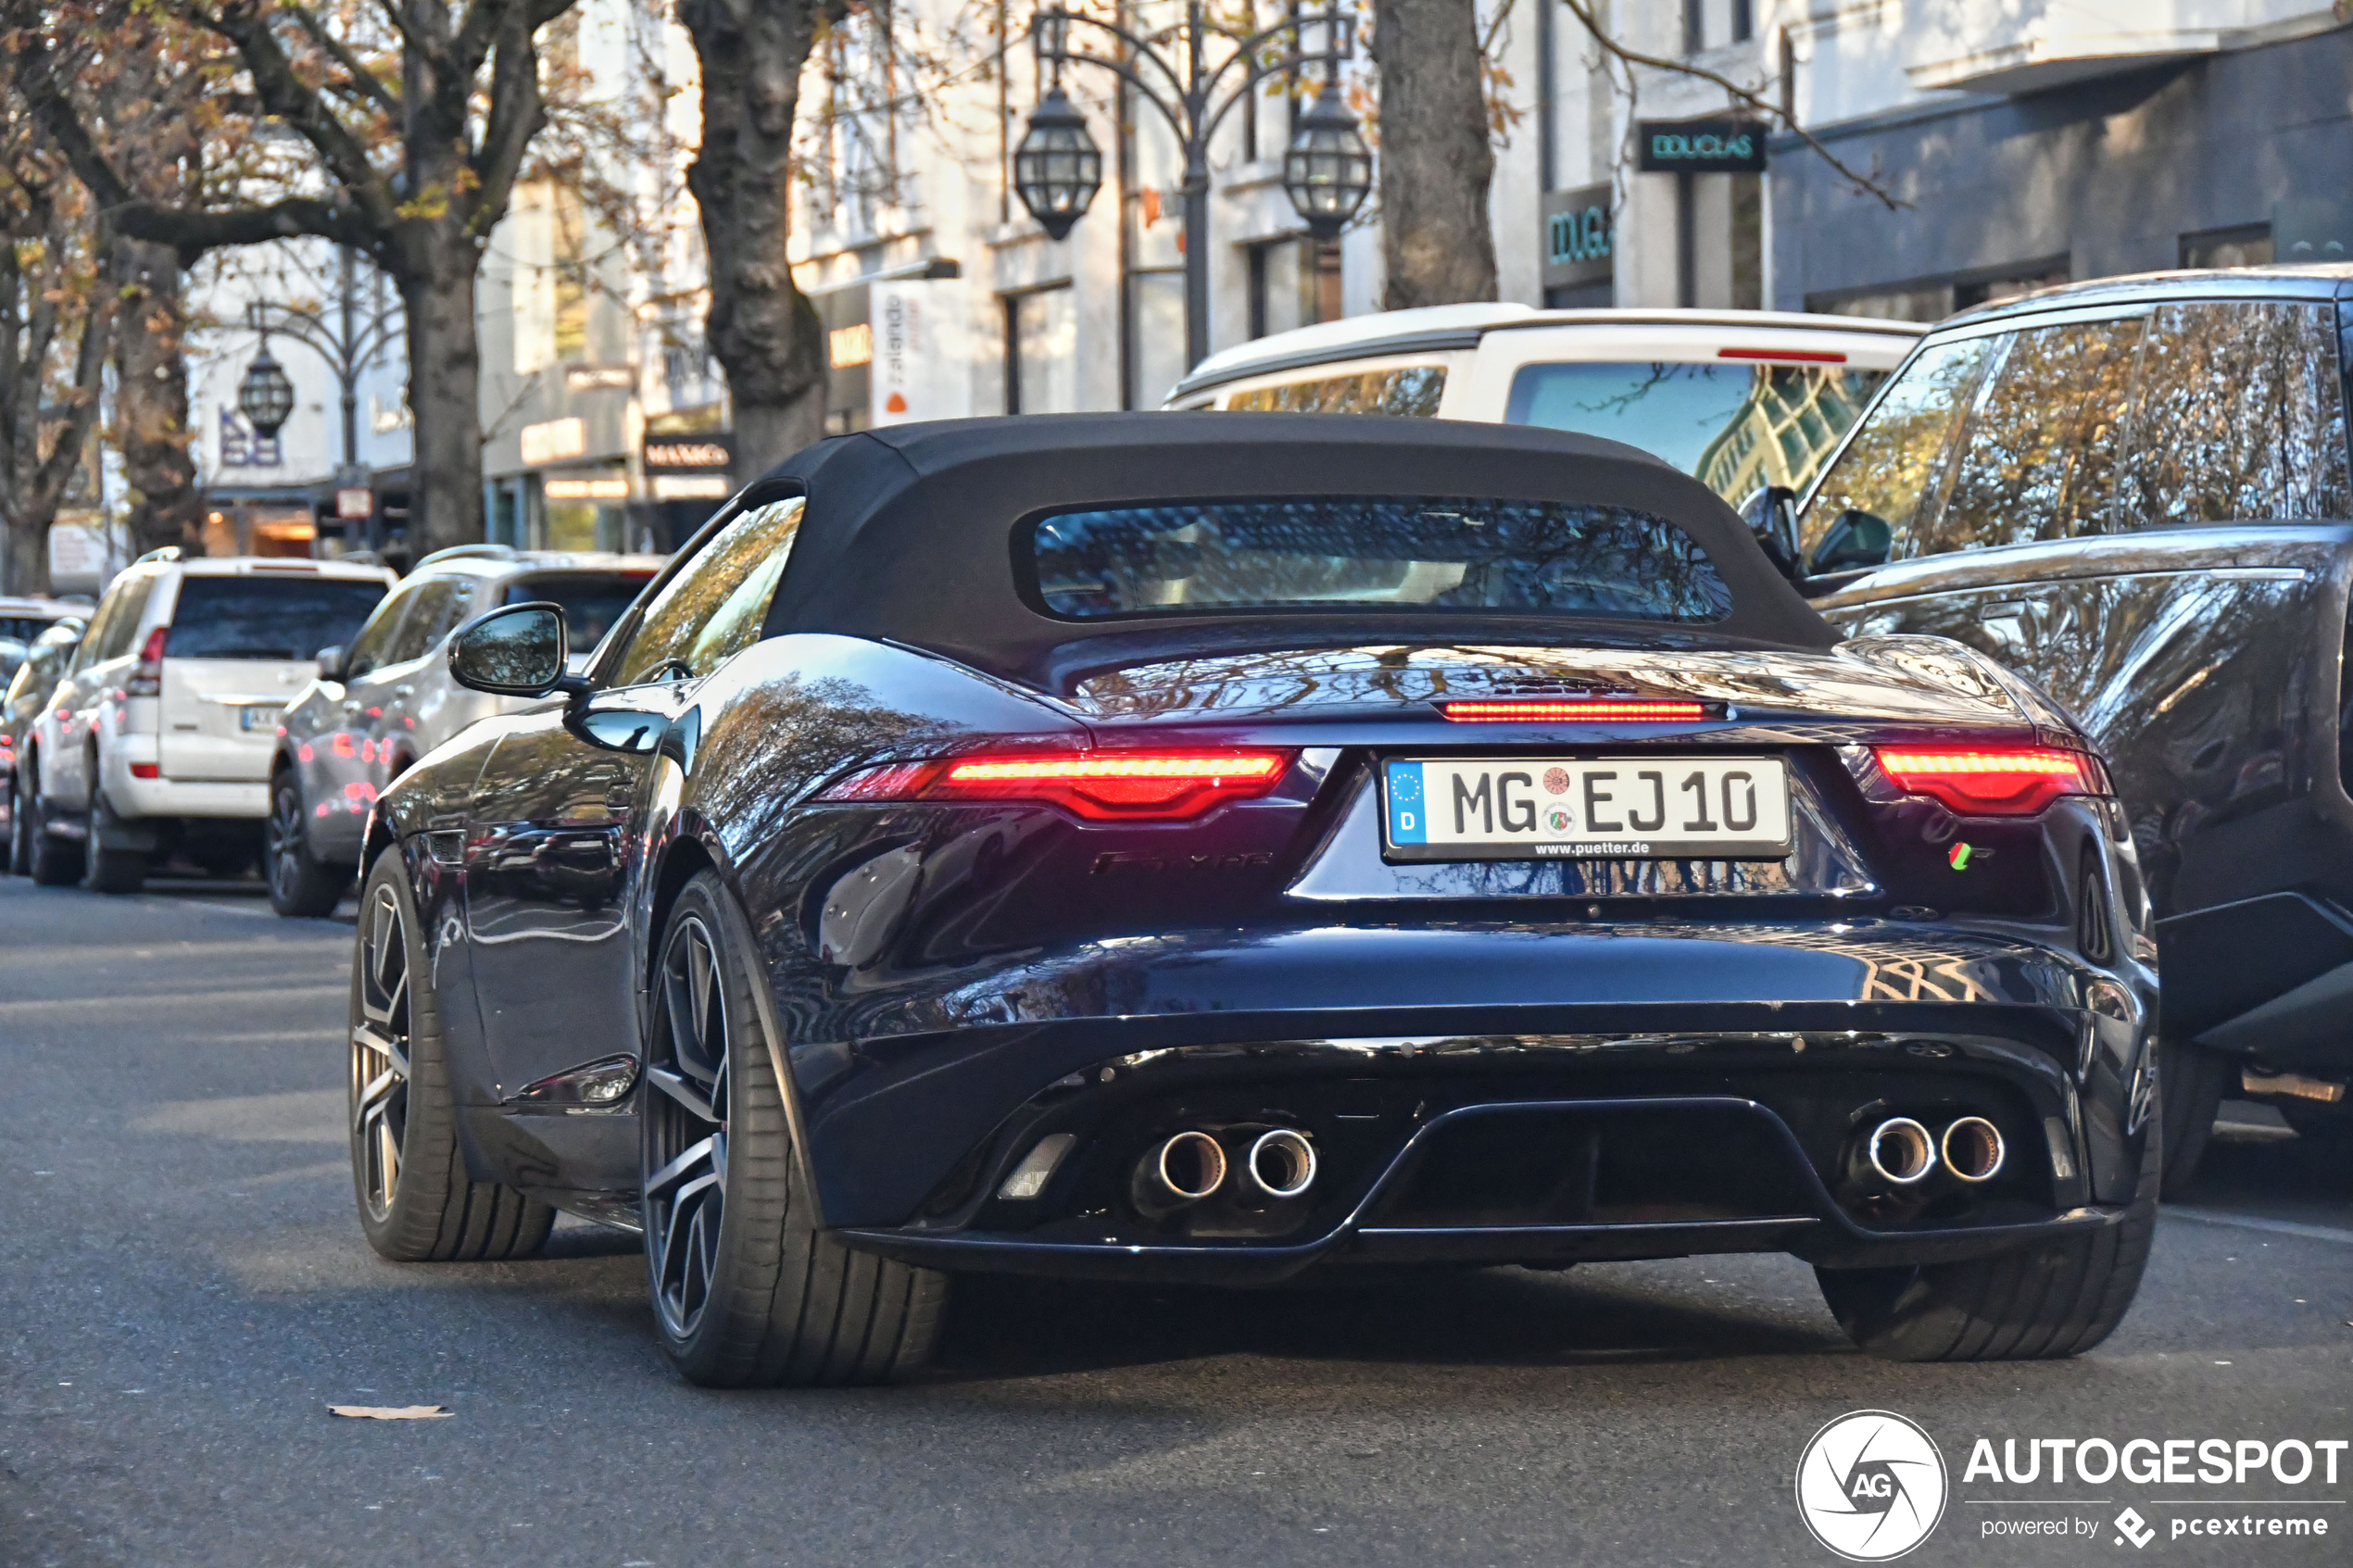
[1013,87,1103,243]
[1282,81,1373,242]
[237,342,296,438]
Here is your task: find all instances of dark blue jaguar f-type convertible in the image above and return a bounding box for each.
[349,414,2158,1386]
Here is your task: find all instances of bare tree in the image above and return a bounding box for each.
[680,0,838,483]
[0,86,109,595]
[18,0,587,558]
[1368,0,1498,307]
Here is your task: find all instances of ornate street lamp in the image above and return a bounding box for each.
[1013,85,1104,242]
[1283,81,1374,242]
[1020,3,1362,370]
[237,338,296,439]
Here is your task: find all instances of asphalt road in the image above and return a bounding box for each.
[3,873,2348,1568]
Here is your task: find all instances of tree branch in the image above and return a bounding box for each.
[200,0,399,227]
[28,285,111,520]
[109,196,381,264]
[1558,0,1908,211]
[466,18,545,233]
[283,2,406,118]
[7,9,137,211]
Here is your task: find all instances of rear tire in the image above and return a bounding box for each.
[267,771,346,916]
[6,773,31,876]
[350,851,554,1262]
[1815,1104,2159,1361]
[24,779,82,886]
[2158,1035,2231,1199]
[80,785,146,895]
[641,870,949,1387]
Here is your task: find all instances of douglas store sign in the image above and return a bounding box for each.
[1541,183,1613,292]
[1637,116,1768,175]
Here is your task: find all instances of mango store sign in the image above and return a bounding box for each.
[869,280,972,426]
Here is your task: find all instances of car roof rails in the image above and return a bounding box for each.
[131,546,182,567]
[412,543,519,569]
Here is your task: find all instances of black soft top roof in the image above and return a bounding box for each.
[758,412,1833,689]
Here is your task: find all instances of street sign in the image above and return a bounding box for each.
[334,487,373,520]
[1636,118,1768,174]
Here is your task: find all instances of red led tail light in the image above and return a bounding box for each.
[817,750,1292,821]
[1871,746,2103,816]
[1438,699,1710,723]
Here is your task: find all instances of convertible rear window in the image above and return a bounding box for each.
[1025,496,1733,623]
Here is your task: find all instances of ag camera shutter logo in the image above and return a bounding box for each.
[1796,1410,1949,1561]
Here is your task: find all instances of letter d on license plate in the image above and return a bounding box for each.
[1381,756,1793,861]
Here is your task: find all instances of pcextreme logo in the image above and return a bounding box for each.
[1796,1410,1951,1561]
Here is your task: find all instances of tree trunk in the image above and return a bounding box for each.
[397,237,486,564]
[1370,0,1498,309]
[683,0,829,485]
[111,236,202,558]
[4,520,51,596]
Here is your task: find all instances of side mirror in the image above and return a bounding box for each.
[315,645,346,683]
[1738,485,1801,578]
[1810,508,1894,575]
[448,603,573,696]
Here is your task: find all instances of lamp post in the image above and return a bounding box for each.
[244,245,403,546]
[1015,3,1371,370]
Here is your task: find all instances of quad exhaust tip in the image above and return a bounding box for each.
[1941,1116,2006,1184]
[1865,1117,1938,1185]
[1243,1128,1317,1201]
[1131,1130,1227,1217]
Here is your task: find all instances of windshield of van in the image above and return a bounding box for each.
[1504,361,1885,501]
[165,576,389,660]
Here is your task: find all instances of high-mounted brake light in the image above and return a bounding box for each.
[1438,699,1711,722]
[1871,746,2103,816]
[817,750,1292,821]
[125,625,168,696]
[1718,346,1846,364]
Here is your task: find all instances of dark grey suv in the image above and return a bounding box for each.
[1784,265,2353,1190]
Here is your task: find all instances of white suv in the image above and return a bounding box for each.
[12,551,394,891]
[1164,304,1924,506]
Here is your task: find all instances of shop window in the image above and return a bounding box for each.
[1004,284,1077,414]
[2114,302,2351,526]
[553,187,590,363]
[2181,224,2273,270]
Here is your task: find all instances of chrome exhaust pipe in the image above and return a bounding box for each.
[1130,1130,1227,1217]
[1852,1117,1937,1187]
[1241,1127,1317,1201]
[1941,1117,2006,1184]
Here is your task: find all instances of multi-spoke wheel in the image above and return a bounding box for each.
[352,885,413,1221]
[266,770,346,916]
[644,912,732,1339]
[640,870,949,1386]
[347,852,553,1262]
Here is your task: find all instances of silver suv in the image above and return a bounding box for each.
[265,546,661,915]
[10,552,396,890]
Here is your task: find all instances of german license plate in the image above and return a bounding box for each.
[1381,757,1793,861]
[238,705,282,733]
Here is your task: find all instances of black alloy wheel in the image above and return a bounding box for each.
[640,870,948,1386]
[266,771,346,916]
[348,853,553,1261]
[643,909,731,1342]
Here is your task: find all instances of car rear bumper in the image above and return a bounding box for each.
[775,918,2154,1272]
[115,776,269,820]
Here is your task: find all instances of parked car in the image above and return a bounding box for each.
[1163,305,1924,505]
[266,546,661,916]
[0,594,89,648]
[12,552,395,891]
[351,414,2156,1386]
[1783,263,2353,1188]
[2,616,85,868]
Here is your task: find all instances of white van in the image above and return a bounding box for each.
[1164,304,1924,506]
